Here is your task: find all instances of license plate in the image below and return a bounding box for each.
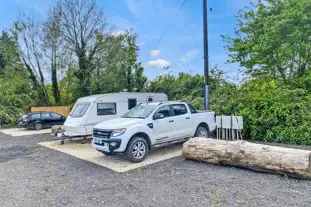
[94,138,103,144]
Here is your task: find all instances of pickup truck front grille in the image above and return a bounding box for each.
[93,129,112,139]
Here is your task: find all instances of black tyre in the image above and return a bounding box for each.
[125,137,149,163]
[194,125,210,138]
[34,123,43,131]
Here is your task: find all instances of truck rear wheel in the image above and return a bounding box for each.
[195,126,210,138]
[125,137,149,163]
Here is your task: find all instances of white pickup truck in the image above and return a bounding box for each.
[91,101,216,163]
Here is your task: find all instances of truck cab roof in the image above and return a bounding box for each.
[142,101,187,106]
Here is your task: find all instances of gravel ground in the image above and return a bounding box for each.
[1,132,311,207]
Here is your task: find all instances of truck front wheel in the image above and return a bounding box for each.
[125,137,149,163]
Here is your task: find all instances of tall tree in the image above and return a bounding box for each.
[90,30,147,94]
[58,0,107,97]
[42,4,64,104]
[13,14,49,105]
[223,0,311,85]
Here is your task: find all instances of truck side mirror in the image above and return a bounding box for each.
[153,113,164,120]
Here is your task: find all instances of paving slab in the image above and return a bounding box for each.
[39,139,182,172]
[0,128,51,137]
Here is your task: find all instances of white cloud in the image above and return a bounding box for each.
[149,50,160,58]
[125,0,138,15]
[147,59,170,69]
[180,49,199,63]
[111,30,127,36]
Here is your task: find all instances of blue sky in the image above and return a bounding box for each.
[0,0,251,81]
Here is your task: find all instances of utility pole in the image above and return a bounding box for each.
[203,0,209,110]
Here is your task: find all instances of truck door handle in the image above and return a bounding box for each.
[169,120,174,123]
[186,117,190,119]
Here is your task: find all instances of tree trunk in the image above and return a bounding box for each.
[21,56,40,88]
[51,49,60,104]
[182,138,311,179]
[78,54,90,97]
[51,64,60,104]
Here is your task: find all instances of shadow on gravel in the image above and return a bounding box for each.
[0,146,41,163]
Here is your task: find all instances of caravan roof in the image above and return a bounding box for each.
[76,92,167,103]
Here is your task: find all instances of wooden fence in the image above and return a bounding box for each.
[31,106,71,116]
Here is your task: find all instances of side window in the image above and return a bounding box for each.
[97,103,116,115]
[155,105,171,118]
[51,113,62,119]
[31,113,41,119]
[41,112,51,118]
[172,104,188,116]
[147,97,153,103]
[187,104,197,114]
[128,99,137,110]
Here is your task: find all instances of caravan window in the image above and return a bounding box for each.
[97,103,116,115]
[70,103,90,118]
[147,97,153,102]
[128,99,137,110]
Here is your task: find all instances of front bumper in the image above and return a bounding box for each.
[92,138,125,153]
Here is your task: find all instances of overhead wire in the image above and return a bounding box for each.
[152,0,188,51]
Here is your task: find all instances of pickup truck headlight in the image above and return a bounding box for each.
[111,128,126,137]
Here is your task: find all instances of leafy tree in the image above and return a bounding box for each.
[146,67,237,112]
[0,31,32,125]
[223,0,311,85]
[90,30,147,94]
[58,0,108,97]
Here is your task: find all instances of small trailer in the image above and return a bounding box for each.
[58,92,168,144]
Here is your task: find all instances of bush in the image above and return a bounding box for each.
[238,80,311,144]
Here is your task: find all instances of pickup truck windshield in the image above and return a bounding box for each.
[122,105,157,119]
[70,103,90,118]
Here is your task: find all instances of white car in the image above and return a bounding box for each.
[92,101,216,163]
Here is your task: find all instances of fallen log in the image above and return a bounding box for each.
[182,138,311,179]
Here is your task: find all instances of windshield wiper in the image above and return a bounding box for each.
[122,116,145,119]
[133,116,145,119]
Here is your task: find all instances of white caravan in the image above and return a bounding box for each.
[61,92,167,143]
